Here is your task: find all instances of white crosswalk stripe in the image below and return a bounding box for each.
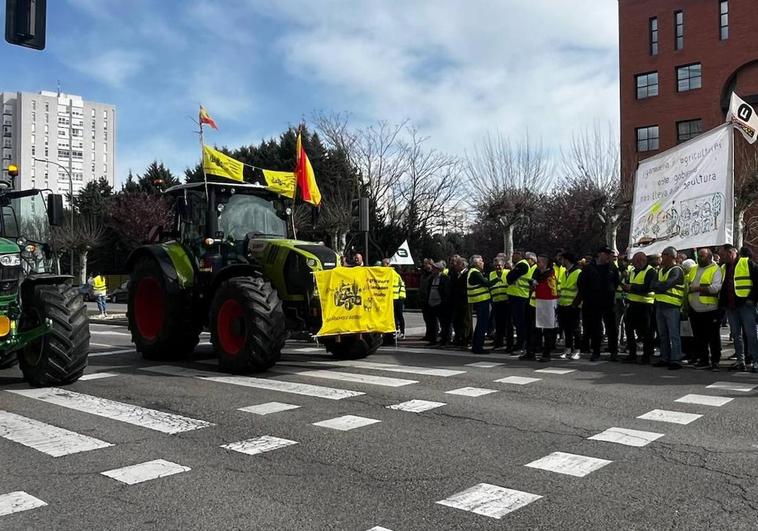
[588,427,664,447]
[465,362,504,368]
[300,359,465,377]
[140,365,364,400]
[386,400,446,413]
[276,368,417,388]
[705,381,757,392]
[445,387,498,397]
[637,409,702,425]
[495,376,541,385]
[8,388,212,434]
[312,415,381,431]
[0,411,112,457]
[534,368,576,375]
[222,436,298,456]
[101,459,191,485]
[436,483,542,519]
[674,394,733,407]
[79,372,120,381]
[525,452,612,477]
[238,402,301,415]
[0,491,47,517]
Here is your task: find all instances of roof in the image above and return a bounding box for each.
[164,181,268,194]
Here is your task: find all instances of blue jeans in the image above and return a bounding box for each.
[655,304,681,363]
[725,302,757,364]
[96,294,107,314]
[472,301,491,352]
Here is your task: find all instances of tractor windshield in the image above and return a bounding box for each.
[1,192,50,242]
[217,193,287,241]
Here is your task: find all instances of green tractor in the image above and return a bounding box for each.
[126,181,381,372]
[0,182,90,386]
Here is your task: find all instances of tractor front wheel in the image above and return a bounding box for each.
[19,283,89,386]
[322,333,381,360]
[210,276,287,373]
[128,258,201,360]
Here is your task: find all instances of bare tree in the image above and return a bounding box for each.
[562,124,631,253]
[465,132,552,257]
[72,216,106,283]
[734,138,758,249]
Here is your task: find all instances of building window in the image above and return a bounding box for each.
[44,146,48,157]
[637,125,660,152]
[636,72,659,99]
[677,119,703,143]
[677,63,702,92]
[674,10,684,50]
[44,102,49,111]
[650,17,658,55]
[31,145,35,156]
[31,101,36,110]
[31,111,35,121]
[720,1,729,40]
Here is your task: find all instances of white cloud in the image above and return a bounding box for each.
[70,49,145,88]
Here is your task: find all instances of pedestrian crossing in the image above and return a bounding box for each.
[1,349,755,524]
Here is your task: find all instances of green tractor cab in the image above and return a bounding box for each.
[126,181,380,373]
[0,186,90,386]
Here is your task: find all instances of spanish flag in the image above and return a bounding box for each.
[199,105,218,130]
[296,132,321,206]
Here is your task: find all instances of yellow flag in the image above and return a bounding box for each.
[203,145,243,181]
[261,169,296,199]
[314,267,396,336]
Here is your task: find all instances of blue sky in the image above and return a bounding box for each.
[1,0,619,186]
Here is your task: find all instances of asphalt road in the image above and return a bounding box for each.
[1,317,757,530]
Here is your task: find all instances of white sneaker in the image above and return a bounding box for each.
[571,351,581,360]
[559,348,570,360]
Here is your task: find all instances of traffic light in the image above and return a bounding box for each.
[7,164,18,177]
[5,0,46,51]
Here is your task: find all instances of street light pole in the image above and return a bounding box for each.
[33,157,74,275]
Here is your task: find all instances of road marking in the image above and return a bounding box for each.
[88,349,136,357]
[386,400,446,413]
[101,459,190,485]
[222,435,298,455]
[0,411,112,457]
[0,491,47,517]
[445,387,498,397]
[495,376,542,385]
[534,368,576,375]
[466,362,504,368]
[90,330,132,337]
[379,347,513,361]
[706,381,757,392]
[436,483,541,519]
[280,369,417,388]
[90,342,116,348]
[302,360,465,377]
[140,365,364,400]
[8,388,212,434]
[79,372,120,381]
[367,527,393,531]
[637,409,702,425]
[588,427,664,447]
[312,415,381,431]
[238,402,301,415]
[293,347,323,353]
[675,394,734,407]
[525,452,612,477]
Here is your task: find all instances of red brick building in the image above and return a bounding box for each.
[619,0,758,180]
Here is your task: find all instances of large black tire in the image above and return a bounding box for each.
[322,333,382,360]
[210,276,287,373]
[128,257,201,360]
[0,352,17,370]
[18,284,89,386]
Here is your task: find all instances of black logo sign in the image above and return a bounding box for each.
[397,248,409,257]
[334,281,363,311]
[738,103,753,122]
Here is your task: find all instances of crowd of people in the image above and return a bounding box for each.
[414,244,758,372]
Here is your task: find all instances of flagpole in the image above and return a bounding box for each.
[199,111,208,200]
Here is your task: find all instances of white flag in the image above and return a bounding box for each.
[389,240,415,265]
[726,92,758,144]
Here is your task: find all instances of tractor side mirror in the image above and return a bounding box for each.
[47,194,64,226]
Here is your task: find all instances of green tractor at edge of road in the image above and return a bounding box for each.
[0,185,90,386]
[126,181,381,372]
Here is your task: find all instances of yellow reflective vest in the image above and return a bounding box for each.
[489,270,509,302]
[627,266,654,304]
[686,263,719,306]
[721,257,753,299]
[507,261,534,299]
[558,267,581,307]
[392,270,406,300]
[467,269,491,304]
[92,275,107,295]
[655,266,685,307]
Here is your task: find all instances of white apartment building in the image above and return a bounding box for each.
[1,90,115,207]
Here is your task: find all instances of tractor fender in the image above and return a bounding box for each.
[20,274,75,303]
[208,265,264,297]
[126,244,195,294]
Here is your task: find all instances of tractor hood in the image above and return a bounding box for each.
[0,238,20,254]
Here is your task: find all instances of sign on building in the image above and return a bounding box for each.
[629,123,734,256]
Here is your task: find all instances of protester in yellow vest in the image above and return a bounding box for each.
[717,244,758,372]
[384,259,406,338]
[488,258,510,350]
[506,250,536,354]
[90,272,108,318]
[621,252,656,364]
[557,252,582,360]
[467,255,494,354]
[651,246,685,369]
[685,248,722,371]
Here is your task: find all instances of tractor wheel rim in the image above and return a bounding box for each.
[134,277,164,341]
[217,299,244,355]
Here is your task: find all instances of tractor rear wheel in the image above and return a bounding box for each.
[322,333,381,360]
[19,283,89,386]
[128,257,201,360]
[210,276,287,372]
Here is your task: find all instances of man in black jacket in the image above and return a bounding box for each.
[577,247,620,361]
[718,244,758,372]
[427,261,449,345]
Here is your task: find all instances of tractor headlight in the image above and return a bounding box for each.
[0,254,20,267]
[306,258,317,268]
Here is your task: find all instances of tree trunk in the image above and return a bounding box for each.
[606,220,619,254]
[503,224,515,259]
[735,208,747,249]
[79,250,88,285]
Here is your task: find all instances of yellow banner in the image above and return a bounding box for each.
[261,169,296,199]
[203,145,243,181]
[314,266,395,336]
